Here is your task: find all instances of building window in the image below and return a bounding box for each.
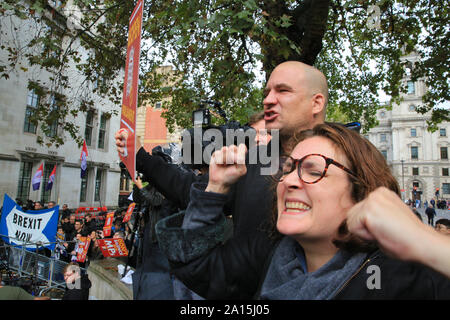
[381,150,387,160]
[412,167,419,176]
[98,114,107,149]
[24,90,39,133]
[155,101,162,109]
[443,168,449,176]
[380,111,386,118]
[411,146,418,160]
[380,133,387,142]
[441,147,448,160]
[407,81,415,94]
[40,163,53,204]
[410,128,416,137]
[85,110,94,146]
[94,169,103,202]
[440,128,447,137]
[80,171,88,202]
[443,183,450,195]
[17,161,33,202]
[408,104,415,112]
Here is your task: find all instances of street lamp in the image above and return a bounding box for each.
[400,159,405,200]
[401,159,405,190]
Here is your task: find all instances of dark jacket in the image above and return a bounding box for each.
[425,207,436,217]
[136,142,280,298]
[62,274,91,300]
[156,183,450,300]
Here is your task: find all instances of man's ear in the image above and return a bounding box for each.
[311,93,326,117]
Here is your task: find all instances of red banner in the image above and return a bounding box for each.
[103,212,115,237]
[119,0,144,183]
[122,203,136,223]
[76,236,91,263]
[97,238,129,257]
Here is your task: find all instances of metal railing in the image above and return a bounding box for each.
[1,242,86,288]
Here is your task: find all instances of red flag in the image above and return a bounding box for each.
[119,0,144,183]
[97,238,129,257]
[81,140,88,178]
[46,164,57,191]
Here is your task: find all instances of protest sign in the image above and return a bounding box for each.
[97,238,129,257]
[122,202,135,223]
[0,194,58,250]
[76,236,91,263]
[103,212,115,237]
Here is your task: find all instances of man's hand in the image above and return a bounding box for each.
[115,129,129,156]
[114,129,142,157]
[205,144,247,194]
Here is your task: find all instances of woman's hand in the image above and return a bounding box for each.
[205,144,247,194]
[346,187,435,261]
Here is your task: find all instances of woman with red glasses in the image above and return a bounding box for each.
[156,123,450,299]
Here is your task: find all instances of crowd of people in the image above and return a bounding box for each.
[116,60,450,300]
[3,60,450,301]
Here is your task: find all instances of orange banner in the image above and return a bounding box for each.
[97,238,129,257]
[119,0,144,182]
[103,212,115,237]
[122,202,136,223]
[76,236,91,263]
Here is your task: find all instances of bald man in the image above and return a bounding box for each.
[263,61,328,146]
[115,61,329,299]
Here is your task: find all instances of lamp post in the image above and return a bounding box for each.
[400,159,405,200]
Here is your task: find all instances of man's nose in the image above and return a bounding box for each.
[263,89,277,106]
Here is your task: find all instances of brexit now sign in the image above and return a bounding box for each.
[0,194,59,251]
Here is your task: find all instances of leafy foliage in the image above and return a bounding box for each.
[0,0,448,146]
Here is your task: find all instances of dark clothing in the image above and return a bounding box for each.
[136,142,279,299]
[62,274,91,300]
[425,207,437,226]
[156,183,450,300]
[62,222,75,237]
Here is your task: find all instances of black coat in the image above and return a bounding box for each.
[156,184,450,300]
[62,274,91,300]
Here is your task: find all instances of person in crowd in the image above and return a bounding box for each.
[62,262,91,300]
[47,201,56,209]
[63,214,76,237]
[0,274,50,300]
[247,110,271,146]
[61,204,72,221]
[116,62,328,299]
[33,201,44,210]
[435,219,450,235]
[54,225,70,262]
[425,204,437,226]
[430,198,436,208]
[81,213,95,236]
[87,230,104,263]
[156,123,450,299]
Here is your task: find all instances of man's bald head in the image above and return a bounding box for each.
[275,61,328,111]
[263,61,328,137]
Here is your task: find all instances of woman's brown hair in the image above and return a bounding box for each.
[272,122,401,251]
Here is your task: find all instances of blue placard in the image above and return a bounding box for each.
[0,194,59,251]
